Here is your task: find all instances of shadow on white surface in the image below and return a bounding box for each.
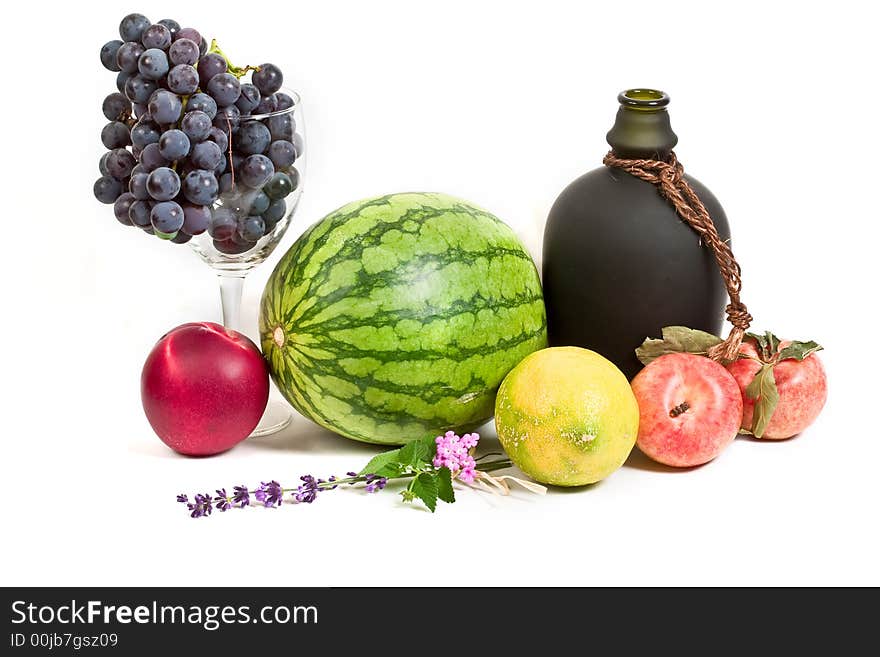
[623,446,703,473]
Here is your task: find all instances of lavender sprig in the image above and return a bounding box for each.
[176,432,516,518]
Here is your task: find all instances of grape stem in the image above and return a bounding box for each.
[208,39,260,79]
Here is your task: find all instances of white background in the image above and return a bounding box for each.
[1,0,877,586]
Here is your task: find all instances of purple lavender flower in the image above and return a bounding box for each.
[214,489,232,512]
[293,475,319,503]
[188,493,213,518]
[232,485,250,508]
[346,472,358,478]
[176,494,189,504]
[364,474,387,493]
[254,481,283,508]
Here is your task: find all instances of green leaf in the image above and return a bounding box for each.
[398,438,433,468]
[436,467,455,504]
[776,340,823,362]
[359,446,405,478]
[745,363,780,439]
[411,472,439,512]
[765,331,781,357]
[746,332,770,360]
[635,326,723,365]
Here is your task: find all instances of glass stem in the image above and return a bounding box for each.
[218,274,245,332]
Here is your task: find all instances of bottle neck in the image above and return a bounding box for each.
[606,89,678,160]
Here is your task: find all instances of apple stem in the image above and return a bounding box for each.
[669,401,690,418]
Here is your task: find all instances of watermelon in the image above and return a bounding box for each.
[259,192,547,445]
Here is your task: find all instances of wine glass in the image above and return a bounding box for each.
[189,89,305,436]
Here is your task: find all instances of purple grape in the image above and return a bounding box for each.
[131,120,160,148]
[287,167,300,191]
[182,204,211,235]
[116,41,144,74]
[235,121,271,155]
[101,40,124,72]
[138,48,169,80]
[250,191,271,215]
[262,198,286,228]
[133,102,149,119]
[129,171,150,200]
[120,13,151,42]
[181,110,212,143]
[158,129,190,160]
[206,73,241,107]
[212,105,241,134]
[102,93,130,121]
[240,154,274,188]
[168,38,199,66]
[237,215,265,243]
[214,239,249,254]
[214,155,227,176]
[275,92,295,111]
[158,19,180,38]
[267,114,293,141]
[190,141,223,170]
[116,71,131,93]
[172,231,192,244]
[209,207,238,240]
[101,122,131,149]
[129,200,153,228]
[198,37,208,55]
[187,93,217,119]
[146,167,181,201]
[167,64,199,95]
[114,193,136,225]
[151,201,185,236]
[124,75,158,104]
[207,126,228,153]
[264,172,293,200]
[99,152,110,176]
[174,27,202,45]
[252,63,283,95]
[94,176,123,204]
[139,143,169,172]
[255,94,277,115]
[236,84,261,113]
[268,140,296,169]
[197,53,227,88]
[148,89,183,125]
[183,169,220,205]
[141,24,171,50]
[106,148,137,179]
[219,173,234,193]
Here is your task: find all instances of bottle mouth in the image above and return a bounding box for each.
[618,89,670,110]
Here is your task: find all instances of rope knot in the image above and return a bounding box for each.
[726,305,752,330]
[658,163,683,187]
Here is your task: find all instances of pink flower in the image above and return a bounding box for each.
[433,431,480,482]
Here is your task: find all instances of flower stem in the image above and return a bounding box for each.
[278,458,515,494]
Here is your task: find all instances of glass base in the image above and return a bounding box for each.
[249,400,293,437]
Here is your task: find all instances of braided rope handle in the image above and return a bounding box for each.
[603,151,751,361]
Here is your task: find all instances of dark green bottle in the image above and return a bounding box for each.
[542,89,729,379]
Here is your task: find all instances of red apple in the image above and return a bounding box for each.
[631,353,743,467]
[141,322,269,456]
[725,340,827,440]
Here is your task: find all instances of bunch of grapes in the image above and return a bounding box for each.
[95,13,301,253]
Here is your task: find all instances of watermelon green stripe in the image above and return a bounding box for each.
[260,192,548,445]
